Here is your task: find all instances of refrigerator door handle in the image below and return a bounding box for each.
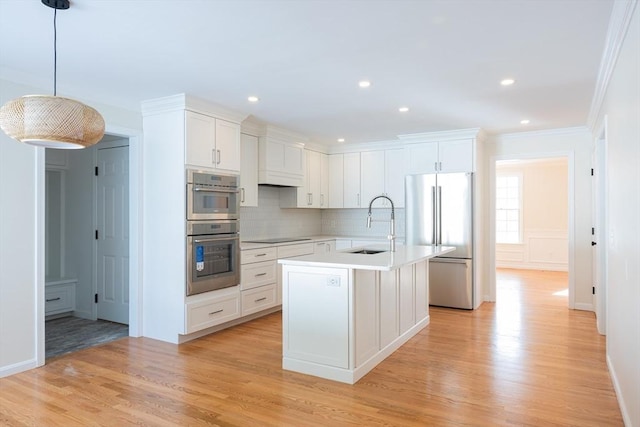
[431,186,437,244]
[438,186,442,245]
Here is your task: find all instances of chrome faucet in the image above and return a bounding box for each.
[366,195,396,252]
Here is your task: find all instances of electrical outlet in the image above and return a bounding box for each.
[327,276,340,287]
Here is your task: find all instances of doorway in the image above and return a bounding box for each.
[493,156,571,305]
[44,135,130,358]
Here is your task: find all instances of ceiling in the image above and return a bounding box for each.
[0,0,614,146]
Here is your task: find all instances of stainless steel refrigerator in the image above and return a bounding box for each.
[405,173,474,309]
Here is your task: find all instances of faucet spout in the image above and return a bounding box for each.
[366,195,396,252]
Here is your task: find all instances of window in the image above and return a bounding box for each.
[496,175,522,244]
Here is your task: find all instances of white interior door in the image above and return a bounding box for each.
[97,146,129,324]
[593,138,607,335]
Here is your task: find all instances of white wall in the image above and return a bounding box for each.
[0,78,141,377]
[0,80,44,377]
[484,128,593,310]
[496,159,569,271]
[593,3,640,425]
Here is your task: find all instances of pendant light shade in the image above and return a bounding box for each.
[0,0,105,149]
[0,95,105,149]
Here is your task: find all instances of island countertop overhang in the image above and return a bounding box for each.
[277,244,455,271]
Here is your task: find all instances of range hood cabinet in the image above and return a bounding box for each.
[258,137,305,187]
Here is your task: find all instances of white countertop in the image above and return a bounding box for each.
[277,244,455,271]
[240,235,390,250]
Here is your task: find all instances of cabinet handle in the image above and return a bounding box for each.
[217,150,221,165]
[255,297,267,303]
[307,193,312,206]
[213,149,217,165]
[439,161,442,171]
[255,253,267,257]
[209,309,224,316]
[255,272,267,277]
[320,194,324,206]
[46,297,61,302]
[357,193,360,206]
[241,188,245,203]
[434,161,438,171]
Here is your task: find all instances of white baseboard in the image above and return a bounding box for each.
[607,354,633,427]
[496,261,568,272]
[0,358,39,378]
[573,302,594,312]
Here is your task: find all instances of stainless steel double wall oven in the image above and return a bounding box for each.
[186,170,240,296]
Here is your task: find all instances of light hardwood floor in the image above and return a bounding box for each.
[0,269,623,426]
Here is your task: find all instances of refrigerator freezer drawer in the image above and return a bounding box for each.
[429,258,473,309]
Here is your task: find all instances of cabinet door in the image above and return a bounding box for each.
[343,152,361,208]
[185,111,216,168]
[240,134,259,207]
[379,270,399,348]
[215,119,241,172]
[404,142,438,175]
[328,154,344,208]
[319,153,329,208]
[384,148,405,208]
[439,139,473,173]
[360,150,385,208]
[399,265,415,334]
[307,150,322,208]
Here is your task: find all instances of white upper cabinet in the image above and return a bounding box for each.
[384,148,405,208]
[240,133,259,207]
[328,154,344,208]
[438,139,473,173]
[320,153,329,208]
[215,119,242,172]
[343,152,361,208]
[280,149,325,208]
[185,111,241,172]
[404,139,473,175]
[361,149,405,209]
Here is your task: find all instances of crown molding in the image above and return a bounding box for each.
[493,126,591,142]
[587,0,638,131]
[397,128,482,144]
[140,93,248,123]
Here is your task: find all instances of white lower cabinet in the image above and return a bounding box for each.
[276,243,314,304]
[241,283,277,316]
[240,247,278,316]
[314,240,335,254]
[185,290,241,334]
[283,260,430,383]
[45,279,76,316]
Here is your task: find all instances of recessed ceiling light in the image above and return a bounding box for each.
[501,78,516,86]
[520,119,530,125]
[399,107,409,113]
[247,96,259,103]
[358,80,371,88]
[337,138,345,143]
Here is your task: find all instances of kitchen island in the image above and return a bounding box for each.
[279,244,454,384]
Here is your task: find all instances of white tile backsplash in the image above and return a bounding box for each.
[240,186,322,240]
[240,186,405,240]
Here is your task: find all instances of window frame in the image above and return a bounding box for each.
[495,172,524,244]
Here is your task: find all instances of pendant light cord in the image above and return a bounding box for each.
[53,7,57,96]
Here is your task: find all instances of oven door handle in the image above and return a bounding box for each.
[193,187,238,194]
[193,236,239,243]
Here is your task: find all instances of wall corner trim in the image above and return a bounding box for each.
[587,0,638,132]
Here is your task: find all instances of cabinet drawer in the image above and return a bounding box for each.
[241,260,276,290]
[241,284,277,316]
[45,282,75,315]
[277,243,314,258]
[186,294,240,333]
[241,247,277,264]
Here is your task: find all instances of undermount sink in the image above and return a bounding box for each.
[348,249,387,255]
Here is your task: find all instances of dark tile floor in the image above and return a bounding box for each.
[45,316,129,359]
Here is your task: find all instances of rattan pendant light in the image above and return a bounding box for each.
[0,0,105,149]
